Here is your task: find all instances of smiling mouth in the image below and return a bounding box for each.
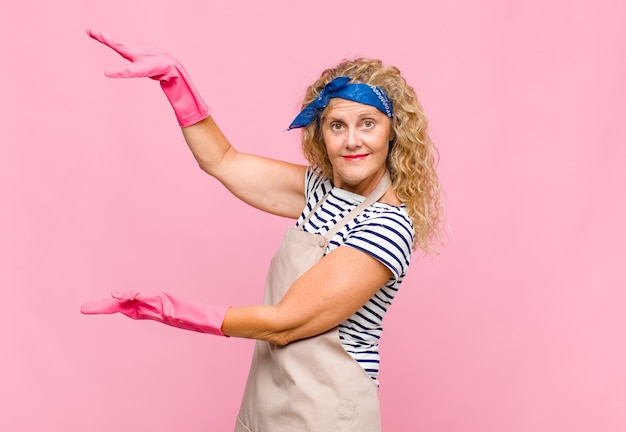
[343,154,368,161]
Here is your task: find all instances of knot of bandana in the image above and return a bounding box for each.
[288,76,393,130]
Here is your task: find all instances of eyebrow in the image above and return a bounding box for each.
[323,109,380,122]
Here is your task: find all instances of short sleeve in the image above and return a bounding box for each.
[342,209,414,280]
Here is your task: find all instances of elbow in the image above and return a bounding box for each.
[264,307,333,345]
[237,305,316,346]
[263,321,326,346]
[264,330,293,346]
[197,159,215,176]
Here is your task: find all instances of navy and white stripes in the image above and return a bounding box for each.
[296,168,414,385]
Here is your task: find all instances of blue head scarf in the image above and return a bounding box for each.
[288,76,393,130]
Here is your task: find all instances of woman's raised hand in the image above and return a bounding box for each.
[87,28,210,127]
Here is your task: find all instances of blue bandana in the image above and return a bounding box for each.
[288,76,393,130]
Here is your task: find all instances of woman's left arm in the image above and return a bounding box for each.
[221,246,392,345]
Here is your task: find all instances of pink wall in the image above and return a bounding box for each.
[2,1,625,431]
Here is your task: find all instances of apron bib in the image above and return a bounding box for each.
[235,173,391,432]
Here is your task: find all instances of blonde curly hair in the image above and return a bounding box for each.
[299,58,443,253]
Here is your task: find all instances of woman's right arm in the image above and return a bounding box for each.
[181,117,307,219]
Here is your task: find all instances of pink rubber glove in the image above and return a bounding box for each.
[81,290,229,336]
[87,28,210,127]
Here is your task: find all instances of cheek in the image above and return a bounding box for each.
[371,131,391,153]
[322,135,340,157]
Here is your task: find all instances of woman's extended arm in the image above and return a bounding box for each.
[82,245,393,343]
[88,28,307,219]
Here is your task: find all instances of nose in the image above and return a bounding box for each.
[345,126,361,149]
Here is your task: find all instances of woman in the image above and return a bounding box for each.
[82,29,443,431]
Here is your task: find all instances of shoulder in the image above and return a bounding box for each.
[357,203,414,250]
[344,204,414,279]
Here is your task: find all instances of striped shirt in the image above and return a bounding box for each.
[296,168,414,385]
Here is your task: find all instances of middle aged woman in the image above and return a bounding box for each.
[81,28,443,431]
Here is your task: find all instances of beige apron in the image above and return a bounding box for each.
[235,173,392,432]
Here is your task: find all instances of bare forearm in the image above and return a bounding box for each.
[221,305,291,345]
[181,116,234,176]
[221,303,332,346]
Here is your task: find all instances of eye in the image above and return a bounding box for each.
[362,119,375,129]
[330,122,344,131]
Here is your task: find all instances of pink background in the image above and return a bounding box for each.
[2,1,625,431]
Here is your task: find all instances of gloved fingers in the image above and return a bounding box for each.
[87,28,173,62]
[81,292,156,319]
[111,289,141,301]
[86,28,138,61]
[80,298,125,314]
[104,61,172,80]
[112,290,163,314]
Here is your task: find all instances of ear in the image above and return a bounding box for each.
[388,125,396,142]
[388,129,397,153]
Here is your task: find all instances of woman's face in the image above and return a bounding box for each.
[321,98,393,196]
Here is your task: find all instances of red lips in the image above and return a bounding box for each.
[343,154,368,161]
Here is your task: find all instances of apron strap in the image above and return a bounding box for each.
[323,171,392,240]
[301,191,331,227]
